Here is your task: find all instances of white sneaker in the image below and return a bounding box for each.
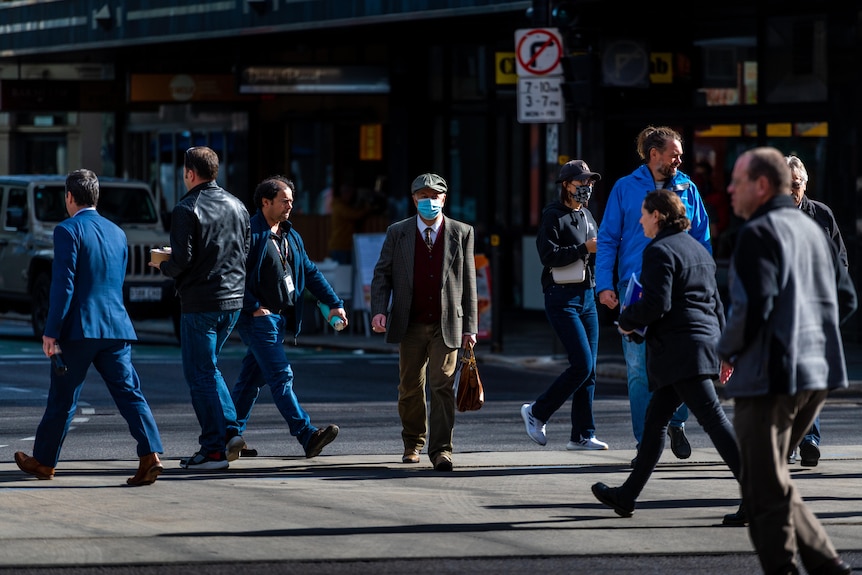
[520,402,547,446]
[226,435,246,462]
[567,436,609,451]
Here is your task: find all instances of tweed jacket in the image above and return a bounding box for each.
[718,195,857,398]
[370,215,478,349]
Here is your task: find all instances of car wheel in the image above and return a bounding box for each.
[31,272,51,340]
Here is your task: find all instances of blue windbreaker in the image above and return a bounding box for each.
[595,164,712,295]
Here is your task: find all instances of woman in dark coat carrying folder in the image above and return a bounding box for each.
[591,189,742,521]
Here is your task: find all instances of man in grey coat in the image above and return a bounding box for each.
[719,147,856,575]
[370,173,478,472]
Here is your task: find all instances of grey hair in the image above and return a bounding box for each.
[785,155,809,183]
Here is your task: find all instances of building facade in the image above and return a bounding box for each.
[0,0,859,338]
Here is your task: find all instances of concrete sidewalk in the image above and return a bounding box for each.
[1,447,860,573]
[3,313,861,574]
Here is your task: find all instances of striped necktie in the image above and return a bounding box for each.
[424,227,433,251]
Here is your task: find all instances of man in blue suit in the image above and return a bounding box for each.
[14,169,164,486]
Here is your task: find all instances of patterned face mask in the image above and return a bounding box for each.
[571,184,592,204]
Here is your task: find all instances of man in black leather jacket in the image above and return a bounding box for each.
[153,146,251,470]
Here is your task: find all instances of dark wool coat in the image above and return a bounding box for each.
[619,227,724,390]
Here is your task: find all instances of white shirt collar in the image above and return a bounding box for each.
[416,216,442,235]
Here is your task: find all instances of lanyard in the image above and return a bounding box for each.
[271,232,290,270]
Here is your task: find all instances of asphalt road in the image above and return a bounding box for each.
[1,315,861,575]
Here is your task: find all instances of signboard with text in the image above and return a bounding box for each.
[515,28,565,124]
[517,76,565,123]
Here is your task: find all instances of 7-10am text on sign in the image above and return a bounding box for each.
[515,28,563,77]
[517,76,565,123]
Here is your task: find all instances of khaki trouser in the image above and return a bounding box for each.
[397,322,459,460]
[734,390,837,575]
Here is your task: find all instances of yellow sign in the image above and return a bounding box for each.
[766,123,793,137]
[496,52,517,85]
[359,124,383,161]
[650,53,673,84]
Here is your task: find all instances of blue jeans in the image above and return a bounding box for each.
[531,284,599,441]
[802,415,821,446]
[34,338,163,467]
[180,310,240,455]
[618,278,688,445]
[229,312,316,448]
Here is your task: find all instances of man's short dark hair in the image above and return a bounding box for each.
[65,169,99,207]
[253,175,295,209]
[184,147,220,181]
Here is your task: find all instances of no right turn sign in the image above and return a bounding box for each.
[515,28,563,77]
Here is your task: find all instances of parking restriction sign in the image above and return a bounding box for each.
[517,76,565,123]
[515,28,563,77]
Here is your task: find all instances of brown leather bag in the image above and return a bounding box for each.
[455,344,484,412]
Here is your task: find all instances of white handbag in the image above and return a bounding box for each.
[551,259,586,284]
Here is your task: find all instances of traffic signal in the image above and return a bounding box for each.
[551,2,578,28]
[525,1,579,27]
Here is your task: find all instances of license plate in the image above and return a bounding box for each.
[129,286,162,302]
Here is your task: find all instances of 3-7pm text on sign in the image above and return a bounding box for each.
[517,76,565,124]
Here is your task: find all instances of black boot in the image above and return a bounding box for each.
[722,502,748,526]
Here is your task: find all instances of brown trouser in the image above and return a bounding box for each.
[734,390,838,575]
[397,322,458,460]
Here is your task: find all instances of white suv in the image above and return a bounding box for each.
[0,175,179,339]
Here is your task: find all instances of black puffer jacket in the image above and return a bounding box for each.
[161,181,251,313]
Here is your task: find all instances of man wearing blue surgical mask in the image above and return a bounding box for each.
[370,173,478,471]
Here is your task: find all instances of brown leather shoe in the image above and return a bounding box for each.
[402,448,420,464]
[14,451,54,480]
[127,453,163,486]
[432,452,453,472]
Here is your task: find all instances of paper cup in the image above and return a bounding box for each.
[150,248,171,265]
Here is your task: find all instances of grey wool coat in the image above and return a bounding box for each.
[370,215,478,349]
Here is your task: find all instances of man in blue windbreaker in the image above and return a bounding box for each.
[595,126,712,467]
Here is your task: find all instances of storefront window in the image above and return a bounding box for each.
[763,16,828,103]
[695,36,757,106]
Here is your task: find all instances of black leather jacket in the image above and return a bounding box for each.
[161,181,250,313]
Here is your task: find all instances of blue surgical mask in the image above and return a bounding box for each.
[417,198,443,220]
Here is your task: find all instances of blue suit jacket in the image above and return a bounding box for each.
[44,208,137,342]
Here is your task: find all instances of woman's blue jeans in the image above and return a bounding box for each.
[180,310,240,455]
[531,284,599,442]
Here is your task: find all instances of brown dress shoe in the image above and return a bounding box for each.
[402,448,420,464]
[127,453,164,486]
[432,452,453,472]
[14,451,54,480]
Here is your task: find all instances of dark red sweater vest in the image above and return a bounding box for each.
[410,225,444,324]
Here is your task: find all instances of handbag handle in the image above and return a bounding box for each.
[462,344,476,367]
